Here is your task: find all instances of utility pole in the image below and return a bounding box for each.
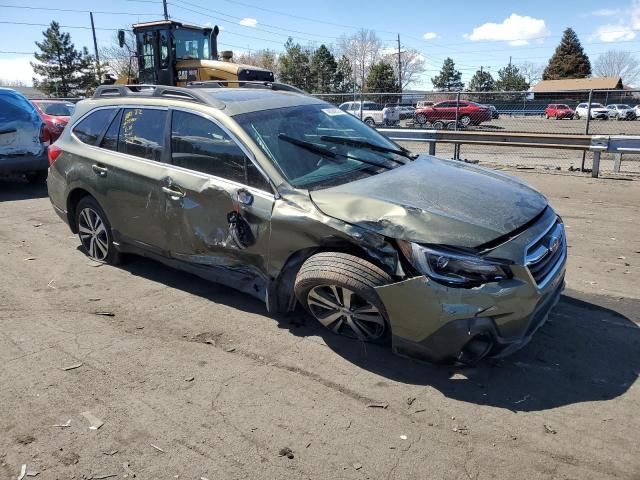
[89,12,101,81]
[163,0,169,20]
[397,33,402,94]
[508,56,512,67]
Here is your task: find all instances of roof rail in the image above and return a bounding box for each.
[92,84,211,105]
[186,80,305,94]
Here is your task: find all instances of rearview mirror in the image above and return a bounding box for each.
[118,30,126,48]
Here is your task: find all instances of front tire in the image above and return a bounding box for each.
[75,196,121,265]
[294,252,392,343]
[415,113,427,125]
[364,117,375,127]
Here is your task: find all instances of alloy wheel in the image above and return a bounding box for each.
[306,285,386,341]
[78,207,109,261]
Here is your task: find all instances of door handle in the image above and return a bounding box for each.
[92,164,108,176]
[162,186,185,199]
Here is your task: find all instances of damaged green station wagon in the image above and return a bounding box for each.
[47,83,566,364]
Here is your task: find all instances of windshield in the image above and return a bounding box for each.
[592,103,604,108]
[175,28,210,60]
[37,102,75,116]
[234,103,409,189]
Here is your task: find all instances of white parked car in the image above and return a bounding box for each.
[634,105,640,119]
[606,104,637,120]
[574,102,609,120]
[338,101,384,126]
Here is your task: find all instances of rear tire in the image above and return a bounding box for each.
[432,120,445,130]
[459,115,471,126]
[364,117,375,127]
[75,196,121,265]
[25,170,47,184]
[294,252,392,343]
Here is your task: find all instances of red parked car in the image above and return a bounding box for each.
[414,100,492,127]
[544,104,574,120]
[31,100,75,141]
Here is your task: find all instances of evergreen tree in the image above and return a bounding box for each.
[495,64,529,91]
[431,57,464,91]
[543,28,592,80]
[334,55,355,93]
[309,45,337,94]
[31,21,98,97]
[278,38,311,91]
[363,61,399,92]
[468,69,495,91]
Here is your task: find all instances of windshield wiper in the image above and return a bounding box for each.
[320,135,416,161]
[278,134,393,170]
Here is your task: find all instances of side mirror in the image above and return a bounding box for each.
[118,30,126,48]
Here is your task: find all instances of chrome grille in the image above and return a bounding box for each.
[525,220,566,287]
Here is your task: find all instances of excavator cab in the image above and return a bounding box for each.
[126,20,274,86]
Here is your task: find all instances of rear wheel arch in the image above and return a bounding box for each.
[66,188,93,233]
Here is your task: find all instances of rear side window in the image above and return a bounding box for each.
[100,109,122,151]
[119,108,167,161]
[170,110,246,183]
[73,108,117,145]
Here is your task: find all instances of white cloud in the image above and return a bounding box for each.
[239,17,257,27]
[422,32,439,40]
[467,14,549,46]
[590,8,621,16]
[0,57,34,86]
[591,24,637,42]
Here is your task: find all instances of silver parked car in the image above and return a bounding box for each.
[606,104,636,120]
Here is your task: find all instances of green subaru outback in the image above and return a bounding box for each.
[47,83,566,364]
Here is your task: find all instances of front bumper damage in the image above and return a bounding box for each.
[375,260,566,364]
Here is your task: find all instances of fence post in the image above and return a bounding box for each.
[613,153,622,173]
[429,141,436,156]
[454,91,461,131]
[585,89,593,135]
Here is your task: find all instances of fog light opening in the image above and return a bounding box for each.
[458,335,494,365]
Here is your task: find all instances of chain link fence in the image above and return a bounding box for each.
[313,89,640,174]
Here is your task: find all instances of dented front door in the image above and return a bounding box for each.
[163,109,275,286]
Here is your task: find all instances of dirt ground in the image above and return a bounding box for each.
[1,170,639,480]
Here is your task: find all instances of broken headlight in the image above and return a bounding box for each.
[398,242,511,287]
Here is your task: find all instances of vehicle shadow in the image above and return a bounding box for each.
[0,177,48,201]
[117,255,639,412]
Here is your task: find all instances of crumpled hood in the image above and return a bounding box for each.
[310,156,548,248]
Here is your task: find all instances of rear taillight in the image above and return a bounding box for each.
[48,145,62,166]
[39,124,50,146]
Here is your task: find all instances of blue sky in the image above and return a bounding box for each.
[1,0,639,88]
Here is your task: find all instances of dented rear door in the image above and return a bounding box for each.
[164,109,275,279]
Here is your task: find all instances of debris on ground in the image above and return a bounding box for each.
[413,409,426,414]
[93,474,117,479]
[88,298,101,302]
[47,280,56,289]
[103,450,118,456]
[184,376,195,382]
[544,424,557,434]
[352,463,363,470]
[17,464,26,480]
[80,411,104,430]
[52,420,71,428]
[94,312,115,317]
[26,471,39,477]
[23,257,36,261]
[452,425,469,435]
[61,362,83,371]
[400,435,408,440]
[278,447,294,459]
[366,402,389,409]
[122,462,136,478]
[150,444,165,453]
[32,223,43,228]
[406,397,416,406]
[225,347,236,353]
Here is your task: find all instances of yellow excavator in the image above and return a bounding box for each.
[106,20,274,86]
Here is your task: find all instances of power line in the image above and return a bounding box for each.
[0,3,155,16]
[0,20,119,31]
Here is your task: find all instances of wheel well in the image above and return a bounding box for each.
[269,243,393,313]
[66,188,92,233]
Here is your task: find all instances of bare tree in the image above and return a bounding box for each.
[517,61,543,86]
[594,50,640,86]
[382,48,425,89]
[338,29,381,89]
[0,79,27,87]
[99,29,138,81]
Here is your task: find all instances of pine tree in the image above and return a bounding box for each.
[31,21,98,97]
[334,55,355,93]
[278,38,311,91]
[468,69,495,91]
[363,61,399,93]
[543,28,592,80]
[495,64,529,91]
[309,45,337,94]
[431,57,464,91]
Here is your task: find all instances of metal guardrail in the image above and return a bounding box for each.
[378,128,640,178]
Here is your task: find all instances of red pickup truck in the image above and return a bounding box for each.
[414,100,492,127]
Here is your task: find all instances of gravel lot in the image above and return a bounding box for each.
[1,170,639,480]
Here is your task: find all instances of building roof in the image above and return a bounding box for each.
[531,77,623,92]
